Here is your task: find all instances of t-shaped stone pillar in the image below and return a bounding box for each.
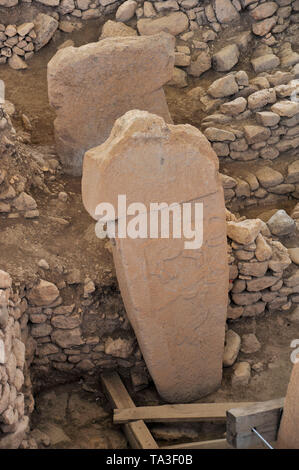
[48,33,174,176]
[277,361,299,449]
[82,110,228,403]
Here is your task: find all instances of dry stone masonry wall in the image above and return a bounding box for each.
[26,273,148,390]
[0,270,32,449]
[202,70,299,164]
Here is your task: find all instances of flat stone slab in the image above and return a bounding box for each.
[82,110,228,403]
[48,33,174,175]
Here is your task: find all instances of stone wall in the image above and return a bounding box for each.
[0,270,32,449]
[226,210,299,321]
[202,70,299,163]
[221,162,299,210]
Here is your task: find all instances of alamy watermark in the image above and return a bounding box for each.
[95,195,203,250]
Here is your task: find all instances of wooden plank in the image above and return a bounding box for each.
[114,401,254,424]
[101,372,158,449]
[226,397,284,449]
[163,438,232,450]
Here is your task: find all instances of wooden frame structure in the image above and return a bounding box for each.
[101,372,284,450]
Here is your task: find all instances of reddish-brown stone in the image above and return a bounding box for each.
[82,110,228,403]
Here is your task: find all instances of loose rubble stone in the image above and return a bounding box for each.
[252,17,277,36]
[232,362,251,387]
[251,53,280,73]
[286,161,299,184]
[244,125,271,144]
[0,270,12,289]
[28,280,59,306]
[220,97,247,115]
[8,55,27,70]
[212,44,239,72]
[250,2,278,21]
[82,110,228,403]
[255,234,272,261]
[137,12,189,36]
[288,248,299,265]
[287,306,299,323]
[204,127,235,142]
[51,328,84,348]
[267,210,296,236]
[105,337,134,359]
[213,0,240,23]
[12,192,37,211]
[167,67,188,88]
[17,23,34,37]
[247,275,277,291]
[232,292,262,305]
[271,101,299,117]
[48,33,174,175]
[238,261,268,277]
[0,416,29,450]
[248,86,273,108]
[256,111,280,126]
[188,51,211,77]
[256,167,284,188]
[269,240,291,271]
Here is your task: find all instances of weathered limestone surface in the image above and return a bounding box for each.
[82,110,228,403]
[277,361,299,449]
[48,33,174,175]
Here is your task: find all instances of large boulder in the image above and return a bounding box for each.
[116,0,138,22]
[212,44,240,72]
[188,50,211,77]
[82,110,228,403]
[250,2,278,20]
[48,33,175,175]
[267,210,296,236]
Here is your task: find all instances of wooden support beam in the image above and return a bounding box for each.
[162,438,232,450]
[226,398,284,449]
[114,402,254,424]
[101,372,158,449]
